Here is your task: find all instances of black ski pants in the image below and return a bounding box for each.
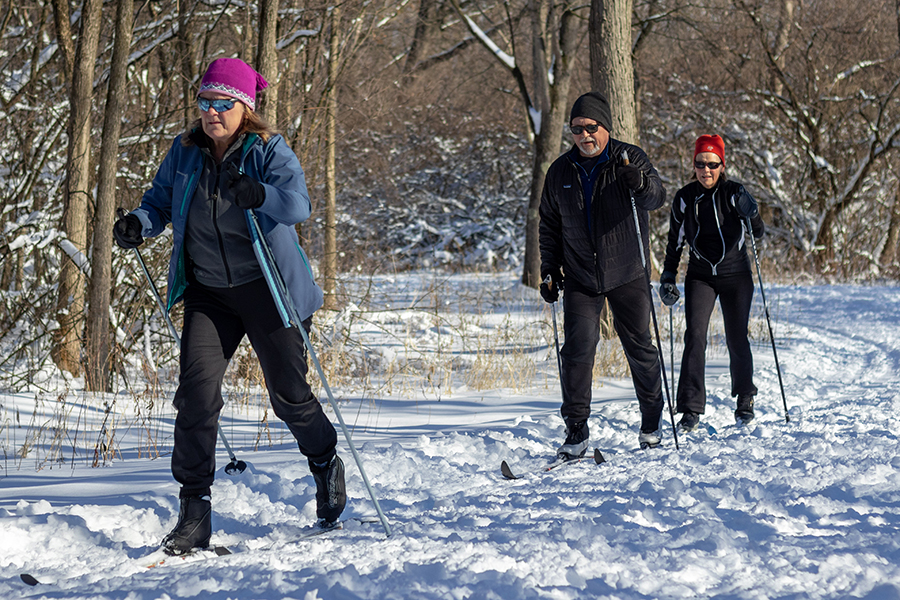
[676,270,757,414]
[172,278,337,497]
[559,277,664,431]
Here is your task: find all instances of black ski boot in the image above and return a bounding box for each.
[162,495,211,555]
[638,430,661,449]
[310,455,346,526]
[639,411,663,448]
[557,419,589,459]
[735,394,755,425]
[677,411,701,432]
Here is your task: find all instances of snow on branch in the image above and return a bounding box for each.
[128,27,178,66]
[529,106,541,136]
[277,28,320,51]
[456,9,515,70]
[59,239,91,278]
[1,43,58,104]
[835,59,887,83]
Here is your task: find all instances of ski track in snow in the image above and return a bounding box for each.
[1,283,900,599]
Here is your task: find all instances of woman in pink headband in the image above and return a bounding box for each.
[114,57,345,555]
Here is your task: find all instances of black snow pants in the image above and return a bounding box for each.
[676,270,758,414]
[172,278,337,497]
[559,277,664,432]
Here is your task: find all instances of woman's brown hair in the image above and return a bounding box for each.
[182,102,278,147]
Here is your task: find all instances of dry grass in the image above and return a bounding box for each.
[6,271,772,469]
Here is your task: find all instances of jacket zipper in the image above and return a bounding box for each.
[212,162,233,287]
[691,188,727,276]
[572,158,606,291]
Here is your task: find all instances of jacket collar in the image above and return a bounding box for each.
[189,127,253,163]
[565,142,611,166]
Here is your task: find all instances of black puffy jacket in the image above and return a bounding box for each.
[539,140,666,295]
[663,178,765,278]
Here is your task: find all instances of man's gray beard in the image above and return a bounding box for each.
[579,143,601,157]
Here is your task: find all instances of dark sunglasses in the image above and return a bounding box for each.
[198,98,237,113]
[694,161,722,170]
[570,123,601,135]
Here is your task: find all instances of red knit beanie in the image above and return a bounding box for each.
[694,135,725,164]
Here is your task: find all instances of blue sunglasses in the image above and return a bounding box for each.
[198,97,237,113]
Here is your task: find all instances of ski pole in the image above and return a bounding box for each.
[125,233,247,475]
[543,275,564,398]
[247,210,392,537]
[669,308,675,402]
[747,219,790,423]
[623,151,679,449]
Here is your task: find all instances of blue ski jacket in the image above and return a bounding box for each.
[132,132,323,324]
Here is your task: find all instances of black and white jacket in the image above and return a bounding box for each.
[663,179,765,278]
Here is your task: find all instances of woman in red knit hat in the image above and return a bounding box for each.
[658,135,766,432]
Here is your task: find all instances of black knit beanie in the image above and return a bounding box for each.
[570,92,612,133]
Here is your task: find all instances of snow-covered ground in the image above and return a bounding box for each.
[1,274,900,600]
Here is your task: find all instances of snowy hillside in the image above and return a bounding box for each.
[1,275,899,600]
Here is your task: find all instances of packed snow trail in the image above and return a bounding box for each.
[1,283,900,599]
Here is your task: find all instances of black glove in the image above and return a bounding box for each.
[113,211,143,249]
[617,163,645,193]
[225,162,265,209]
[734,185,759,218]
[752,222,765,239]
[658,270,680,306]
[540,268,563,303]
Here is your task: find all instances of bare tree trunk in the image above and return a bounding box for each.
[449,0,579,287]
[590,0,637,145]
[522,0,553,287]
[279,0,300,135]
[405,0,445,74]
[589,0,640,333]
[523,5,578,288]
[86,0,135,392]
[881,179,900,267]
[630,0,660,127]
[322,3,341,311]
[177,0,196,127]
[772,0,795,96]
[896,0,900,48]
[256,0,280,124]
[530,0,551,121]
[52,0,104,377]
[50,0,75,81]
[242,2,255,61]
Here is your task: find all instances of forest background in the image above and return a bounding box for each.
[1,0,899,397]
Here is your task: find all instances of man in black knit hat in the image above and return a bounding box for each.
[539,91,668,456]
